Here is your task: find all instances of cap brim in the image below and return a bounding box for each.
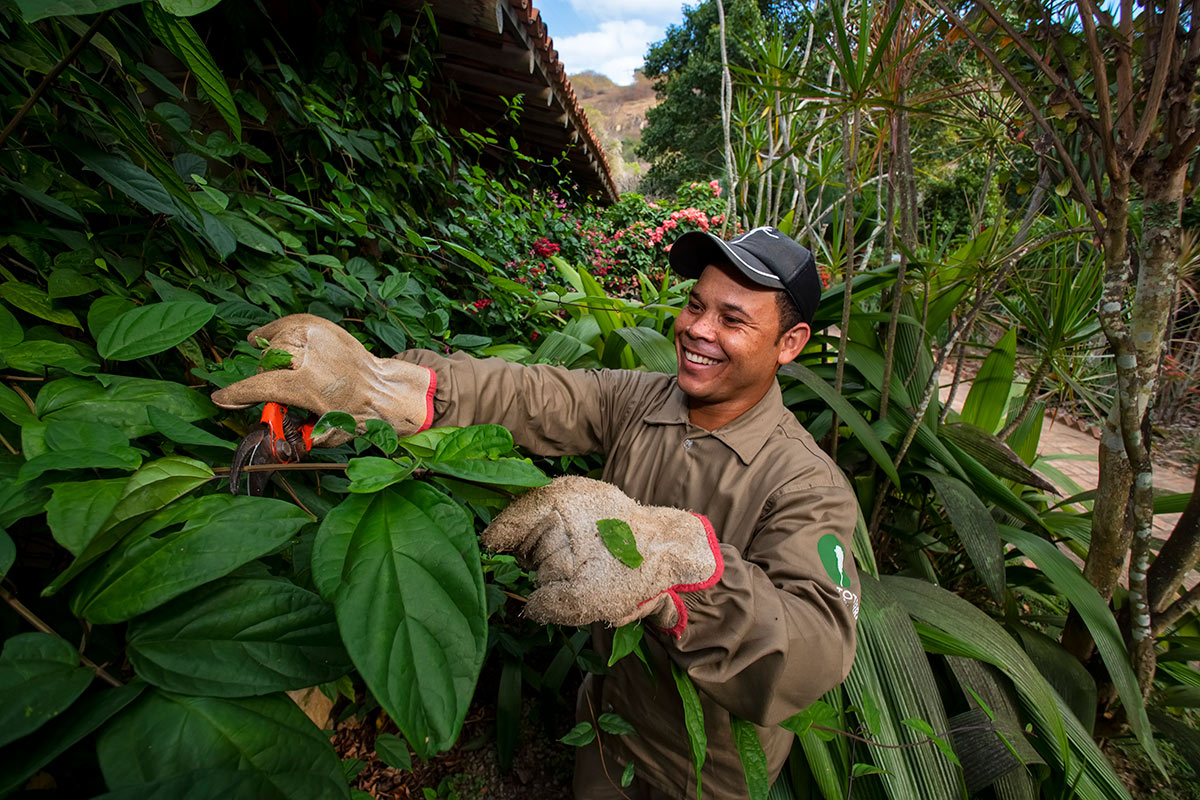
[668,231,783,290]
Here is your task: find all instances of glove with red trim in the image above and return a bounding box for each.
[482,476,723,636]
[212,314,435,447]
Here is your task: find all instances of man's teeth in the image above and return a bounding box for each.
[685,351,719,366]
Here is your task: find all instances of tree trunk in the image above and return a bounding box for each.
[1127,161,1186,690]
[1148,466,1200,614]
[1061,179,1133,663]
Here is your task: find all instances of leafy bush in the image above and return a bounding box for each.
[0,2,605,795]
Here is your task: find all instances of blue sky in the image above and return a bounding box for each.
[535,0,688,85]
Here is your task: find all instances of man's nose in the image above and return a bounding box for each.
[687,311,718,340]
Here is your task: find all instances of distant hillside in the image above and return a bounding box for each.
[570,70,658,194]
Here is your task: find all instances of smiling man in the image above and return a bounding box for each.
[212,226,859,799]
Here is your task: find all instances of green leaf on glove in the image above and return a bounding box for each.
[597,518,642,569]
[621,761,635,787]
[312,411,356,439]
[258,348,293,371]
[558,721,595,747]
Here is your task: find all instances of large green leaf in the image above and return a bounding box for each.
[311,483,486,759]
[0,281,80,327]
[961,329,1016,434]
[430,424,514,461]
[3,339,99,375]
[345,456,415,493]
[157,0,223,14]
[0,476,51,529]
[38,375,216,437]
[843,579,963,799]
[779,362,901,487]
[96,691,348,799]
[18,419,142,480]
[999,526,1163,772]
[70,494,310,623]
[142,4,241,139]
[127,576,351,696]
[0,384,34,427]
[922,471,1005,605]
[612,326,677,374]
[943,439,1044,529]
[0,176,84,222]
[93,769,256,800]
[45,477,126,555]
[531,330,595,366]
[0,529,13,581]
[671,661,707,799]
[941,422,1057,494]
[0,633,94,748]
[77,149,180,218]
[13,0,137,21]
[0,683,144,796]
[0,303,21,349]
[45,456,213,594]
[96,301,215,361]
[427,457,551,488]
[943,656,1043,798]
[795,727,846,800]
[885,576,1132,800]
[147,405,236,450]
[732,717,769,800]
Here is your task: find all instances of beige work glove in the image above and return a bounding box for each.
[482,476,724,636]
[211,314,435,446]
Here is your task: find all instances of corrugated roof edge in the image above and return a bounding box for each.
[507,0,618,202]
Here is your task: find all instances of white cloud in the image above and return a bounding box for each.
[567,0,684,22]
[554,19,663,85]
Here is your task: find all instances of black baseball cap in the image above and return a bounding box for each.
[669,227,821,325]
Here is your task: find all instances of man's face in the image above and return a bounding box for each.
[673,263,810,428]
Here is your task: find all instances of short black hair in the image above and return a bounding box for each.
[775,290,803,341]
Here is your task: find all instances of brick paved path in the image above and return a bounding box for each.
[938,369,1195,541]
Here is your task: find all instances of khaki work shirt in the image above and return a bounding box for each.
[398,351,860,799]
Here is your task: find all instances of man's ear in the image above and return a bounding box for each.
[776,323,811,366]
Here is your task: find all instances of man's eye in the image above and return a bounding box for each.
[723,316,742,326]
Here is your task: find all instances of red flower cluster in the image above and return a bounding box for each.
[532,238,560,257]
[467,297,493,314]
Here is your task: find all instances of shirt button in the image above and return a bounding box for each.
[684,439,693,449]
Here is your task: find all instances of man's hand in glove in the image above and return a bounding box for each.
[211,314,435,446]
[482,476,723,636]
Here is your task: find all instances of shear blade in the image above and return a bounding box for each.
[230,424,277,497]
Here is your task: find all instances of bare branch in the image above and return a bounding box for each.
[1129,0,1181,157]
[1,586,122,687]
[1076,0,1117,165]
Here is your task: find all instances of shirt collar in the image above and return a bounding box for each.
[644,380,785,466]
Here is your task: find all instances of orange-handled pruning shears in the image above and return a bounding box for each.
[229,402,315,496]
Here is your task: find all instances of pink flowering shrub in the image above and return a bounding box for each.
[540,180,729,297]
[464,181,731,339]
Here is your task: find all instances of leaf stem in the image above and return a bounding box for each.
[211,462,350,476]
[0,11,114,149]
[0,586,122,687]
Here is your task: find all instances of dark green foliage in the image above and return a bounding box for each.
[0,1,579,794]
